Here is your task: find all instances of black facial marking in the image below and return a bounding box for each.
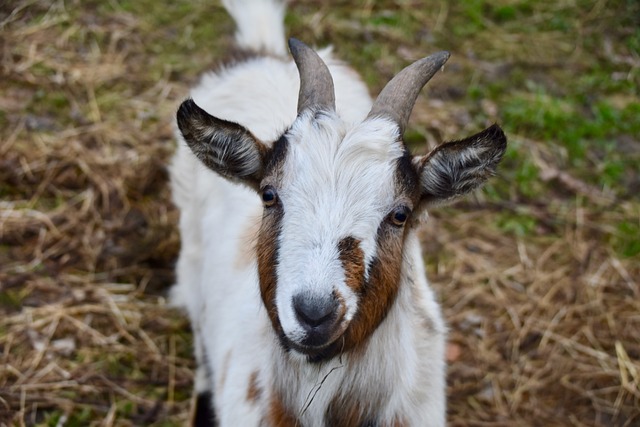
[395,150,421,202]
[264,134,289,176]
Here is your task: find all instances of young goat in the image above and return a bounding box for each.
[170,0,507,425]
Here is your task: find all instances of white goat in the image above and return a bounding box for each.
[170,0,506,426]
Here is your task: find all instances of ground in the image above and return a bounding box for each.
[1,0,639,425]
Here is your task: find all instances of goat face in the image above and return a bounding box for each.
[176,39,506,362]
[257,110,417,360]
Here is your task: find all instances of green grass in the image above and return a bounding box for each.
[614,218,640,258]
[0,288,28,310]
[421,0,640,208]
[500,92,639,196]
[495,210,538,237]
[42,407,95,427]
[113,0,232,77]
[313,0,639,215]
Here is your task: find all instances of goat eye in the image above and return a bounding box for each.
[390,206,410,226]
[261,186,277,207]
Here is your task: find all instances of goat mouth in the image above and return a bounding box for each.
[277,331,346,362]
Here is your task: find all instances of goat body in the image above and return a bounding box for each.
[170,1,507,426]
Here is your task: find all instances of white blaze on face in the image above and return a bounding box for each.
[273,111,405,347]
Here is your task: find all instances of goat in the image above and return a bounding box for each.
[169,0,507,425]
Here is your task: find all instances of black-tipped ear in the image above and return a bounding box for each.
[177,99,267,188]
[417,124,507,205]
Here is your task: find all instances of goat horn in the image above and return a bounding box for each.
[289,38,336,114]
[367,51,450,135]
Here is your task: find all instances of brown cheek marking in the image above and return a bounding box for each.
[338,237,366,293]
[341,224,405,354]
[307,226,408,363]
[256,207,283,336]
[246,371,262,404]
[266,393,299,427]
[257,134,288,337]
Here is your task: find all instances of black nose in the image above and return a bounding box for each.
[292,294,339,330]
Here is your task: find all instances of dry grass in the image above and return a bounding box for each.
[1,0,639,426]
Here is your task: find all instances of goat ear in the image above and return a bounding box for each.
[416,124,507,205]
[177,99,267,188]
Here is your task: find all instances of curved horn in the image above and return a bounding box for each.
[288,38,336,114]
[367,51,450,135]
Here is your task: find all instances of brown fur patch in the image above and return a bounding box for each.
[311,222,407,362]
[256,137,289,340]
[338,237,365,293]
[246,370,262,404]
[322,154,421,360]
[265,394,299,427]
[343,224,405,350]
[256,205,284,338]
[325,397,366,427]
[326,395,408,427]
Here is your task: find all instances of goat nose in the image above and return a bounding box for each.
[292,294,338,329]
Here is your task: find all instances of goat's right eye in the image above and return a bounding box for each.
[390,206,410,227]
[261,187,277,207]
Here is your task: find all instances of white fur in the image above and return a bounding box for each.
[222,0,287,56]
[170,0,446,425]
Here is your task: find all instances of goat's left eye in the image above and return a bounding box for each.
[390,206,410,227]
[261,186,277,207]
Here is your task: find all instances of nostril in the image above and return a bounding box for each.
[292,294,338,329]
